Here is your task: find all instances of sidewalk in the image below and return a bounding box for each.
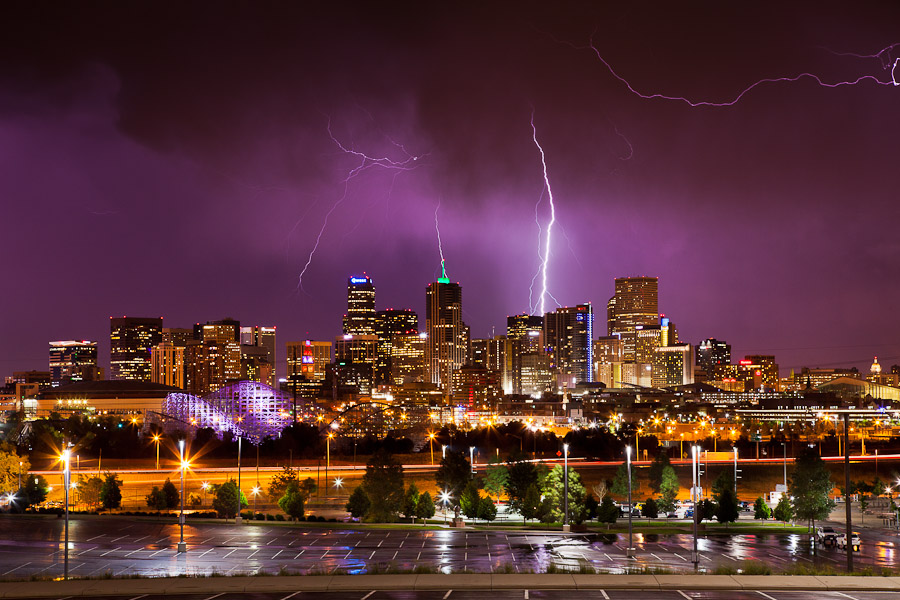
[2,574,900,598]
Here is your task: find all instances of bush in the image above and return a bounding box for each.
[254,512,265,520]
[275,514,285,521]
[266,513,275,521]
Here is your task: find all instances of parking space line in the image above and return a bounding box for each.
[280,593,301,600]
[1,562,30,576]
[100,546,121,557]
[87,535,105,542]
[110,535,128,542]
[673,552,687,561]
[443,591,452,599]
[361,591,376,600]
[599,592,609,600]
[204,594,224,600]
[835,594,859,600]
[199,548,215,557]
[524,591,528,599]
[369,551,376,559]
[127,595,147,600]
[677,592,692,600]
[756,593,777,600]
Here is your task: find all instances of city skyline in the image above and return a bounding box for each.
[2,2,899,377]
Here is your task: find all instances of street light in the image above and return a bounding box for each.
[442,444,447,459]
[152,434,162,471]
[236,435,243,524]
[326,432,334,487]
[469,446,475,477]
[440,490,451,524]
[177,439,187,553]
[61,448,71,580]
[563,443,569,531]
[251,486,261,514]
[691,445,699,569]
[626,445,635,558]
[428,432,436,466]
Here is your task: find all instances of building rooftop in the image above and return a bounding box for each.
[38,380,183,399]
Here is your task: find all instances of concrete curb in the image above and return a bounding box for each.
[4,574,900,597]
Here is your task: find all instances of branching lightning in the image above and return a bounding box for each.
[434,198,448,281]
[530,109,557,316]
[574,34,898,107]
[295,117,425,291]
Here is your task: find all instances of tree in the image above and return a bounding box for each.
[401,483,420,522]
[162,478,179,509]
[278,480,307,519]
[0,446,29,494]
[75,475,103,508]
[698,499,717,522]
[643,497,659,519]
[212,479,248,518]
[267,466,299,502]
[415,491,435,524]
[658,466,679,513]
[773,494,793,523]
[146,486,168,510]
[540,464,587,524]
[788,447,835,530]
[483,456,508,502]
[584,494,599,520]
[346,486,370,520]
[754,497,771,520]
[648,452,672,494]
[460,481,482,521]
[714,486,739,526]
[435,451,471,507]
[519,483,542,523]
[505,455,542,519]
[611,462,638,500]
[17,475,48,508]
[712,471,733,498]
[361,450,404,522]
[872,478,887,498]
[99,472,122,510]
[188,492,202,508]
[597,496,619,527]
[478,496,497,523]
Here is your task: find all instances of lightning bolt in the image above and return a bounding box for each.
[295,117,425,290]
[530,109,556,316]
[576,35,898,107]
[434,198,447,280]
[819,43,900,86]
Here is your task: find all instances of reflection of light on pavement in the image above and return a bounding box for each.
[787,534,799,553]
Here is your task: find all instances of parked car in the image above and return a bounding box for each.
[816,526,838,546]
[836,532,861,551]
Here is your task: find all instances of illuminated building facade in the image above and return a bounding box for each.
[183,338,241,395]
[520,352,553,396]
[471,336,506,373]
[391,332,426,385]
[110,316,163,381]
[161,327,193,346]
[653,343,693,387]
[240,344,273,386]
[374,309,418,386]
[334,334,378,394]
[738,355,779,391]
[343,275,376,336]
[151,341,185,389]
[506,314,544,395]
[451,365,502,409]
[425,277,466,392]
[607,277,659,361]
[696,338,731,378]
[240,326,276,385]
[49,340,100,386]
[286,340,331,381]
[195,318,240,344]
[543,303,593,389]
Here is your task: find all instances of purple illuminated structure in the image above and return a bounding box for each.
[163,380,291,443]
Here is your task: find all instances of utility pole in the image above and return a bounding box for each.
[844,413,853,573]
[691,445,699,569]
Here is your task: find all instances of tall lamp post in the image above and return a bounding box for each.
[326,432,334,488]
[428,432,436,466]
[691,445,699,569]
[469,446,475,477]
[236,435,242,524]
[440,490,451,524]
[626,445,635,558]
[562,443,570,531]
[152,434,161,471]
[177,439,187,553]
[62,448,71,580]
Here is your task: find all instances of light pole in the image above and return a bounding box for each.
[428,432,436,466]
[626,445,634,558]
[469,446,475,477]
[236,435,242,524]
[680,433,684,459]
[251,486,260,514]
[440,490,451,524]
[62,448,71,580]
[18,461,22,492]
[691,445,699,569]
[152,434,161,471]
[563,443,570,531]
[327,432,334,488]
[442,444,447,459]
[733,447,740,495]
[178,440,186,553]
[782,442,787,489]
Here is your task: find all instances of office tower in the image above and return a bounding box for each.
[594,335,623,363]
[451,365,502,409]
[161,327,193,347]
[334,334,378,394]
[607,277,659,361]
[49,340,100,386]
[240,326,276,386]
[543,303,593,389]
[696,338,731,379]
[425,276,466,392]
[391,332,426,385]
[653,344,693,387]
[506,314,544,395]
[343,275,376,335]
[286,340,332,381]
[374,309,418,386]
[151,341,185,388]
[194,318,240,343]
[183,337,242,396]
[471,336,506,373]
[110,317,163,381]
[738,355,779,390]
[240,345,273,386]
[520,352,553,396]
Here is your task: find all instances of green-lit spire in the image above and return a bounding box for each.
[437,260,449,284]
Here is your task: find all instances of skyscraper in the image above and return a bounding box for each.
[696,338,731,378]
[110,317,163,381]
[374,309,418,386]
[506,314,544,395]
[343,275,376,335]
[425,275,466,392]
[607,277,659,361]
[240,325,276,386]
[543,303,593,389]
[391,332,426,385]
[49,340,100,386]
[151,342,185,388]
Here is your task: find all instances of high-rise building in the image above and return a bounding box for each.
[425,276,466,392]
[451,365,502,410]
[240,326,276,386]
[607,277,659,361]
[471,336,506,374]
[194,318,240,344]
[151,341,185,388]
[653,344,693,387]
[543,303,593,389]
[334,334,378,394]
[161,327,193,347]
[110,317,163,381]
[343,275,376,336]
[506,314,544,395]
[696,338,731,377]
[183,338,241,395]
[286,340,332,382]
[391,332,426,385]
[374,309,418,386]
[49,340,100,386]
[738,355,779,390]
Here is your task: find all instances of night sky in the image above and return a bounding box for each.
[3,1,899,379]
